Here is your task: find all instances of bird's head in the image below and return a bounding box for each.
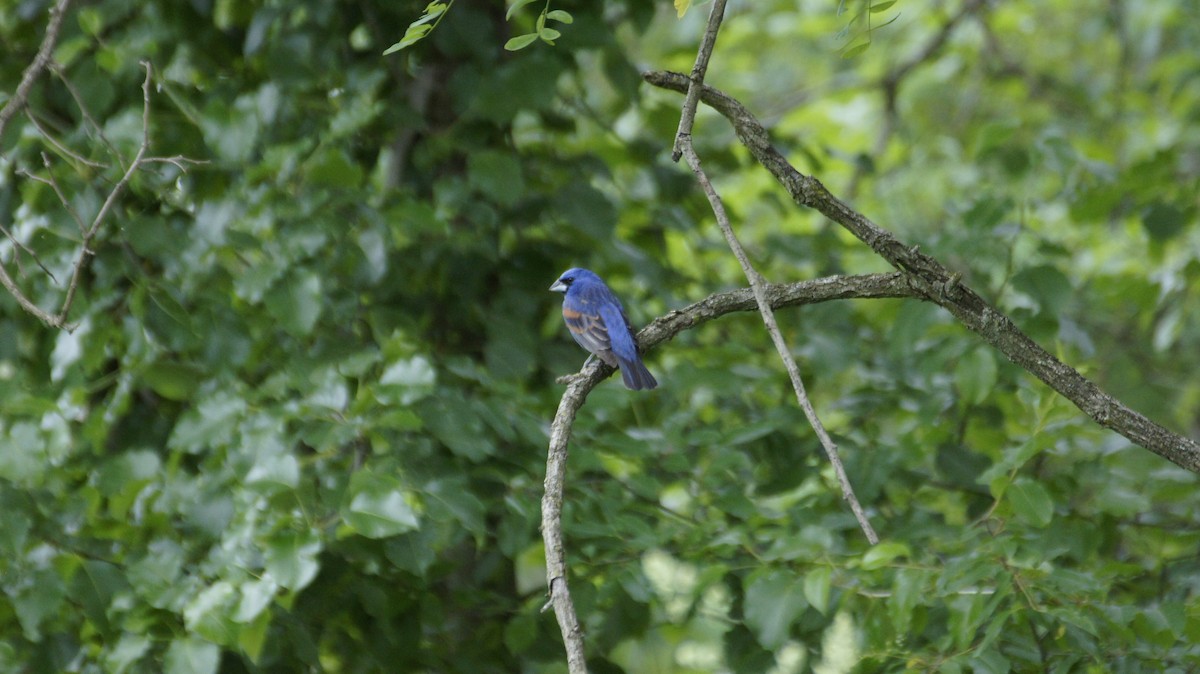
[549,267,598,293]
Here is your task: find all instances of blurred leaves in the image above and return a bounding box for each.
[1,0,1199,671]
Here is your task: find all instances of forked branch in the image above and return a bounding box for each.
[643,69,1200,474]
[1,59,176,331]
[670,0,879,546]
[542,273,914,674]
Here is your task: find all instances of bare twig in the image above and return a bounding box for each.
[0,0,74,327]
[0,218,58,284]
[678,143,880,544]
[672,0,728,162]
[21,152,90,234]
[143,155,205,172]
[542,273,912,673]
[2,58,159,331]
[644,69,1200,474]
[57,61,155,326]
[50,63,122,160]
[23,111,109,169]
[0,255,59,326]
[0,0,72,142]
[671,0,879,544]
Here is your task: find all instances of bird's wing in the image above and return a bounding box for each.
[599,303,640,364]
[563,296,612,356]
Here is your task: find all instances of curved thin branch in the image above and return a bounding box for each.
[0,0,74,328]
[2,61,160,331]
[0,0,72,141]
[672,0,877,547]
[671,0,727,161]
[643,69,1200,474]
[57,61,155,327]
[542,272,912,674]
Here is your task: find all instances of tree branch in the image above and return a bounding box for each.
[2,59,161,331]
[643,69,1200,474]
[669,0,879,545]
[55,61,154,327]
[542,272,912,674]
[671,0,726,162]
[0,0,72,142]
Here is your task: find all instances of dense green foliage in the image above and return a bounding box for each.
[2,0,1199,671]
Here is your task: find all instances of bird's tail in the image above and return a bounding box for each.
[619,357,658,390]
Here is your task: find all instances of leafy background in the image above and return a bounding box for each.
[1,0,1199,671]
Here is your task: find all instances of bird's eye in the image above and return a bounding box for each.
[563,276,574,284]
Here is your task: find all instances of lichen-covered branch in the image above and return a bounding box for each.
[541,272,912,673]
[643,69,1200,474]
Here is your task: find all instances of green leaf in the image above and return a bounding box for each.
[303,147,364,189]
[504,610,538,655]
[420,397,495,461]
[1008,478,1054,527]
[384,25,432,54]
[73,560,130,638]
[264,271,323,337]
[344,472,421,539]
[870,0,897,11]
[842,41,871,58]
[954,348,998,405]
[425,478,487,535]
[674,0,692,18]
[545,10,573,24]
[889,568,926,634]
[504,33,539,51]
[505,0,539,20]
[385,529,439,576]
[142,362,204,402]
[245,452,300,493]
[164,636,219,674]
[264,530,322,590]
[1142,201,1190,241]
[200,94,260,162]
[803,567,833,615]
[554,183,617,241]
[413,1,450,25]
[235,578,279,623]
[861,541,911,570]
[515,544,547,595]
[383,1,451,53]
[169,391,245,453]
[238,611,272,664]
[376,355,437,405]
[0,422,48,486]
[743,570,808,650]
[77,7,105,35]
[539,27,561,42]
[467,150,526,206]
[12,568,66,640]
[1012,265,1072,315]
[103,633,152,674]
[183,581,239,646]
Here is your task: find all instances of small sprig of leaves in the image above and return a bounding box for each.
[383,0,574,54]
[837,0,901,58]
[504,0,573,51]
[383,1,454,55]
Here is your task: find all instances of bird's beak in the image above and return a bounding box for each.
[549,280,567,292]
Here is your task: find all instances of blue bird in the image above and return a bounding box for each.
[549,268,658,390]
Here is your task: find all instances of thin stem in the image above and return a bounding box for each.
[671,0,878,543]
